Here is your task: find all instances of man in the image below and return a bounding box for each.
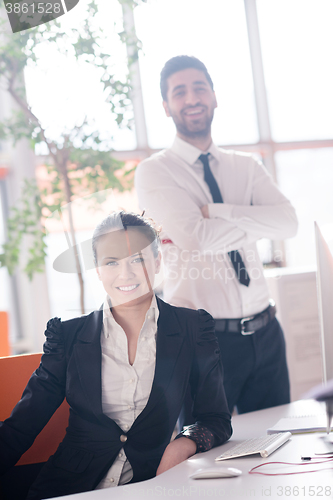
[135,55,298,419]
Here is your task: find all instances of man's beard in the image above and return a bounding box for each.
[175,122,212,139]
[172,108,214,139]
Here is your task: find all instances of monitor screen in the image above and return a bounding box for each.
[315,221,333,383]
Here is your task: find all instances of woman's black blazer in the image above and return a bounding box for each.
[0,297,232,499]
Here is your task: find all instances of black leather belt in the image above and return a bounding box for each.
[214,300,276,335]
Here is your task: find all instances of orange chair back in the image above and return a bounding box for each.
[0,353,69,465]
[0,312,10,357]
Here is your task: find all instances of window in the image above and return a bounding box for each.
[257,0,333,142]
[135,0,258,148]
[276,148,333,268]
[24,0,136,153]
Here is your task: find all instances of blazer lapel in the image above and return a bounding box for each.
[71,298,185,428]
[133,297,185,426]
[72,310,108,422]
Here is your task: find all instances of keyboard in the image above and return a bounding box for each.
[215,432,292,461]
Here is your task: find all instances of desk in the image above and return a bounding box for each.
[50,400,333,500]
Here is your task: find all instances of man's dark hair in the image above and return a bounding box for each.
[160,55,214,101]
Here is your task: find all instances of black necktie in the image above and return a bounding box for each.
[199,153,250,287]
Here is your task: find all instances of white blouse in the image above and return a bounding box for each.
[96,295,159,489]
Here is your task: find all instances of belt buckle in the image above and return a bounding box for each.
[240,316,255,335]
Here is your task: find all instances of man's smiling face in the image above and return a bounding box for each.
[163,68,217,139]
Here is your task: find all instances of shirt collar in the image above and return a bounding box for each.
[102,294,159,338]
[171,135,220,166]
[145,294,160,324]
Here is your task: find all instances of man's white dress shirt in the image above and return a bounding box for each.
[96,295,159,489]
[135,136,298,319]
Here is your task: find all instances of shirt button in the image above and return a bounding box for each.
[120,435,127,443]
[128,405,132,409]
[124,425,129,430]
[109,478,114,483]
[129,379,134,383]
[118,452,123,458]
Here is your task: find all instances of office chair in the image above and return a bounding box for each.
[0,353,70,500]
[0,313,10,357]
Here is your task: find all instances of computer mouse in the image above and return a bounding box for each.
[190,466,242,479]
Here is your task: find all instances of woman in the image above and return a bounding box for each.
[0,211,232,499]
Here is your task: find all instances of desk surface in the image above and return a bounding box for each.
[50,400,333,500]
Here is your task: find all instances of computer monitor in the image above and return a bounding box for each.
[315,221,333,383]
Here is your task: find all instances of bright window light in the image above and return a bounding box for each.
[134,0,259,149]
[24,0,136,152]
[257,0,333,142]
[276,148,333,268]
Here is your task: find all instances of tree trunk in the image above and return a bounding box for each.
[61,164,85,315]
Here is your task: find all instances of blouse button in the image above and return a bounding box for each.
[120,434,127,443]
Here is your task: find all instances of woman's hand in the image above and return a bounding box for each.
[156,437,197,476]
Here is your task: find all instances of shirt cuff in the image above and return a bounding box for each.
[174,424,215,453]
[208,203,233,220]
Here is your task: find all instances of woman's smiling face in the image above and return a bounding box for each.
[95,227,161,306]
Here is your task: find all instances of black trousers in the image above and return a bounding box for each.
[179,317,290,428]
